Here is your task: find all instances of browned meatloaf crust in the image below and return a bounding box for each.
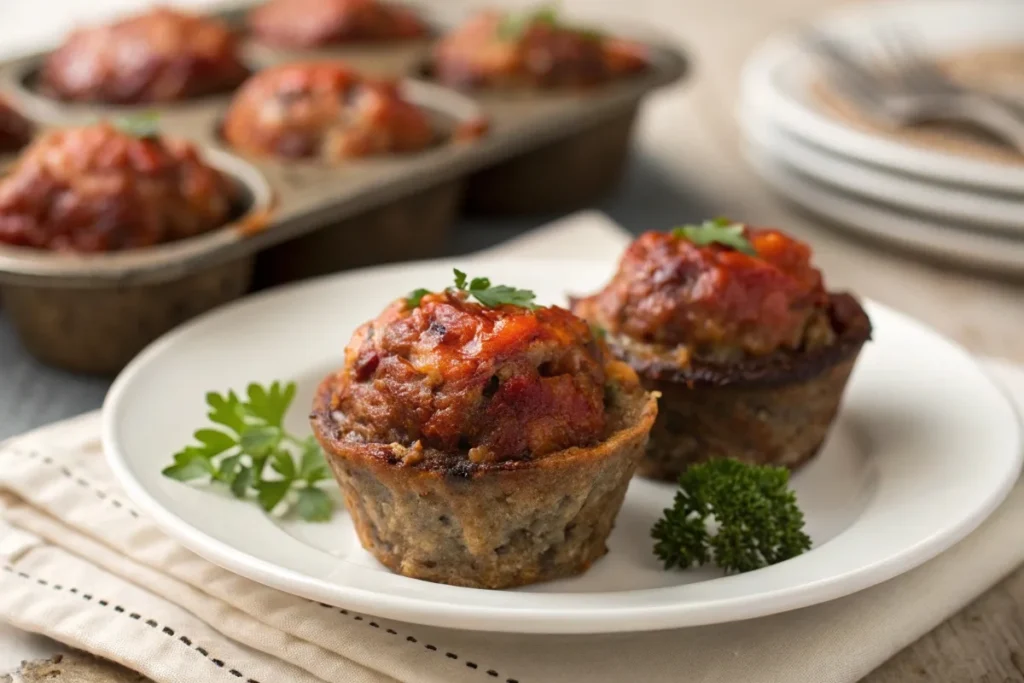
[312,367,656,588]
[607,293,870,480]
[0,123,238,252]
[311,290,657,588]
[0,99,32,153]
[40,8,249,104]
[248,0,428,47]
[571,226,871,481]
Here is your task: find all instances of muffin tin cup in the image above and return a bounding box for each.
[0,1,688,373]
[465,105,639,214]
[2,256,253,375]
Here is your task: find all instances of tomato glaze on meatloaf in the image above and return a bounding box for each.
[0,123,238,252]
[431,10,647,89]
[326,289,610,465]
[249,0,428,47]
[222,63,434,160]
[40,8,249,104]
[574,228,838,363]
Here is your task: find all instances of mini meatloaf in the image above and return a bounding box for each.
[0,98,32,153]
[249,0,428,47]
[572,224,871,481]
[431,8,647,89]
[222,62,434,160]
[312,287,657,588]
[0,123,238,252]
[40,8,249,104]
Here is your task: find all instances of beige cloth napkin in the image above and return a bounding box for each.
[1,210,1023,683]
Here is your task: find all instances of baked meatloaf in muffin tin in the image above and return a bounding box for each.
[38,7,249,104]
[573,222,871,481]
[248,0,429,48]
[312,284,657,588]
[222,62,435,161]
[0,122,239,251]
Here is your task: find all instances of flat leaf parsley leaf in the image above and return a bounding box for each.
[406,269,537,310]
[652,459,812,574]
[112,111,161,139]
[161,381,336,522]
[672,218,757,256]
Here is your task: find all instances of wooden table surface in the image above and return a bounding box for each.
[1,0,1023,680]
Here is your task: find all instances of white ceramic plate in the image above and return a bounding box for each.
[745,144,1024,275]
[740,0,1024,193]
[740,109,1024,235]
[103,258,1023,634]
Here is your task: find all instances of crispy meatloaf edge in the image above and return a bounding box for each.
[311,370,658,589]
[605,293,872,481]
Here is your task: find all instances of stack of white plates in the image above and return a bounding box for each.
[739,0,1024,275]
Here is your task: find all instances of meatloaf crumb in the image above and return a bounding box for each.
[40,8,249,104]
[432,10,647,89]
[249,0,428,47]
[0,123,237,252]
[222,62,434,160]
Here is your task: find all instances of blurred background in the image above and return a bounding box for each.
[0,0,1022,438]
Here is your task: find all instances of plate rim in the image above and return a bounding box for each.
[740,0,1024,194]
[102,257,1024,634]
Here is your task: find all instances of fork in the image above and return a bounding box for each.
[804,30,1024,154]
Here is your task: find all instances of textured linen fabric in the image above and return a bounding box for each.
[0,211,1022,683]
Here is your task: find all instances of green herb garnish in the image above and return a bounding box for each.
[495,3,601,42]
[652,459,812,573]
[111,111,161,139]
[162,381,335,522]
[406,288,431,309]
[672,218,757,256]
[453,268,537,309]
[407,269,537,310]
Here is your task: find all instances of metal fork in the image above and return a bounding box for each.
[804,30,1024,154]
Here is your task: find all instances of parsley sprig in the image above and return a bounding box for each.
[406,269,537,310]
[111,111,161,139]
[672,218,757,256]
[162,381,335,522]
[652,459,811,574]
[496,3,603,42]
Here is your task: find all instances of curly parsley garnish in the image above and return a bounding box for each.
[652,459,811,573]
[496,3,603,42]
[406,269,537,310]
[672,218,757,256]
[111,111,161,139]
[162,381,335,522]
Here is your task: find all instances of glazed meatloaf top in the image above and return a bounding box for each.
[431,9,647,89]
[0,123,237,252]
[249,0,428,47]
[322,289,638,465]
[573,224,838,362]
[40,8,249,104]
[222,62,434,160]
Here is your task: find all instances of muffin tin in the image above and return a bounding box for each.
[0,1,688,374]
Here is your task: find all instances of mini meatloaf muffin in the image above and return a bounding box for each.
[431,8,647,89]
[222,62,434,160]
[0,98,32,153]
[0,122,238,252]
[40,8,249,104]
[249,0,428,47]
[312,285,657,588]
[572,222,871,481]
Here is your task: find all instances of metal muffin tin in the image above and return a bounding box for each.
[0,1,688,374]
